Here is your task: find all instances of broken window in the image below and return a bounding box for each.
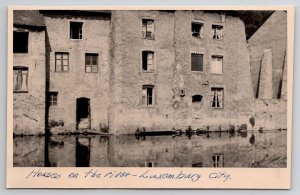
[49,92,58,106]
[192,95,203,103]
[191,22,204,38]
[211,88,223,108]
[142,85,154,106]
[70,21,83,39]
[212,25,223,40]
[13,66,28,92]
[85,53,98,73]
[13,31,29,53]
[191,53,204,71]
[142,51,154,71]
[212,154,224,167]
[211,55,223,74]
[55,52,69,72]
[142,19,155,39]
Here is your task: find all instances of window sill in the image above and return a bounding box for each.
[211,107,224,110]
[142,37,155,40]
[14,91,29,93]
[211,73,223,75]
[55,71,69,73]
[192,36,204,39]
[191,71,204,73]
[142,70,155,73]
[70,39,83,41]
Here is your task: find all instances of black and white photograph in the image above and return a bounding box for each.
[11,8,290,170]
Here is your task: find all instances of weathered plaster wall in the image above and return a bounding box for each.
[13,28,46,135]
[110,11,176,134]
[248,11,287,99]
[173,11,254,130]
[43,13,111,132]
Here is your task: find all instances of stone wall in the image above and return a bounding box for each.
[110,11,255,133]
[248,11,287,99]
[13,28,46,135]
[42,13,111,132]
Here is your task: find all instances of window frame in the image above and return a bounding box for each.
[85,53,99,73]
[142,85,155,106]
[142,18,155,39]
[142,50,155,72]
[211,87,224,109]
[191,53,204,72]
[55,52,69,72]
[13,31,29,54]
[191,22,204,38]
[211,55,223,74]
[49,92,58,106]
[212,24,223,40]
[212,154,224,167]
[69,21,84,40]
[13,66,29,93]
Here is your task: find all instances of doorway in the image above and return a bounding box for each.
[76,97,91,130]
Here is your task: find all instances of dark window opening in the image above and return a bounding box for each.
[191,53,203,71]
[145,161,154,167]
[192,22,204,38]
[142,19,155,39]
[192,95,203,103]
[85,53,98,73]
[55,52,69,72]
[211,88,223,108]
[49,92,58,106]
[13,31,29,53]
[142,85,154,106]
[212,25,223,40]
[13,66,28,92]
[212,154,224,167]
[142,51,154,71]
[70,21,83,39]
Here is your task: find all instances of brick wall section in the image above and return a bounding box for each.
[43,13,111,132]
[248,11,287,99]
[13,28,46,135]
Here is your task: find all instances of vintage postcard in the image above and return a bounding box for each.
[7,6,294,189]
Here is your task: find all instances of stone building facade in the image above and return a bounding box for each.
[12,10,288,135]
[13,11,46,135]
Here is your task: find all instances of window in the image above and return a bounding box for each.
[212,25,223,40]
[13,67,28,92]
[191,22,204,38]
[145,161,154,167]
[49,92,58,106]
[191,53,204,72]
[192,95,203,103]
[142,85,154,106]
[85,53,98,73]
[55,52,69,72]
[142,51,154,71]
[70,21,83,39]
[212,154,224,167]
[13,31,29,53]
[211,88,223,108]
[211,55,223,74]
[142,19,155,39]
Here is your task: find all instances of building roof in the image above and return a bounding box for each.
[13,10,45,27]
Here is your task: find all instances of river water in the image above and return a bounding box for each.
[13,130,287,167]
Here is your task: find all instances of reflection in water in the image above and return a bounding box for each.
[76,137,91,167]
[13,130,287,168]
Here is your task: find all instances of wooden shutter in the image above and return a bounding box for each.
[191,53,203,71]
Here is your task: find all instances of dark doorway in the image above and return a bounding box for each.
[75,137,91,167]
[76,97,91,130]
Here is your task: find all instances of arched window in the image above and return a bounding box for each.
[192,95,203,103]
